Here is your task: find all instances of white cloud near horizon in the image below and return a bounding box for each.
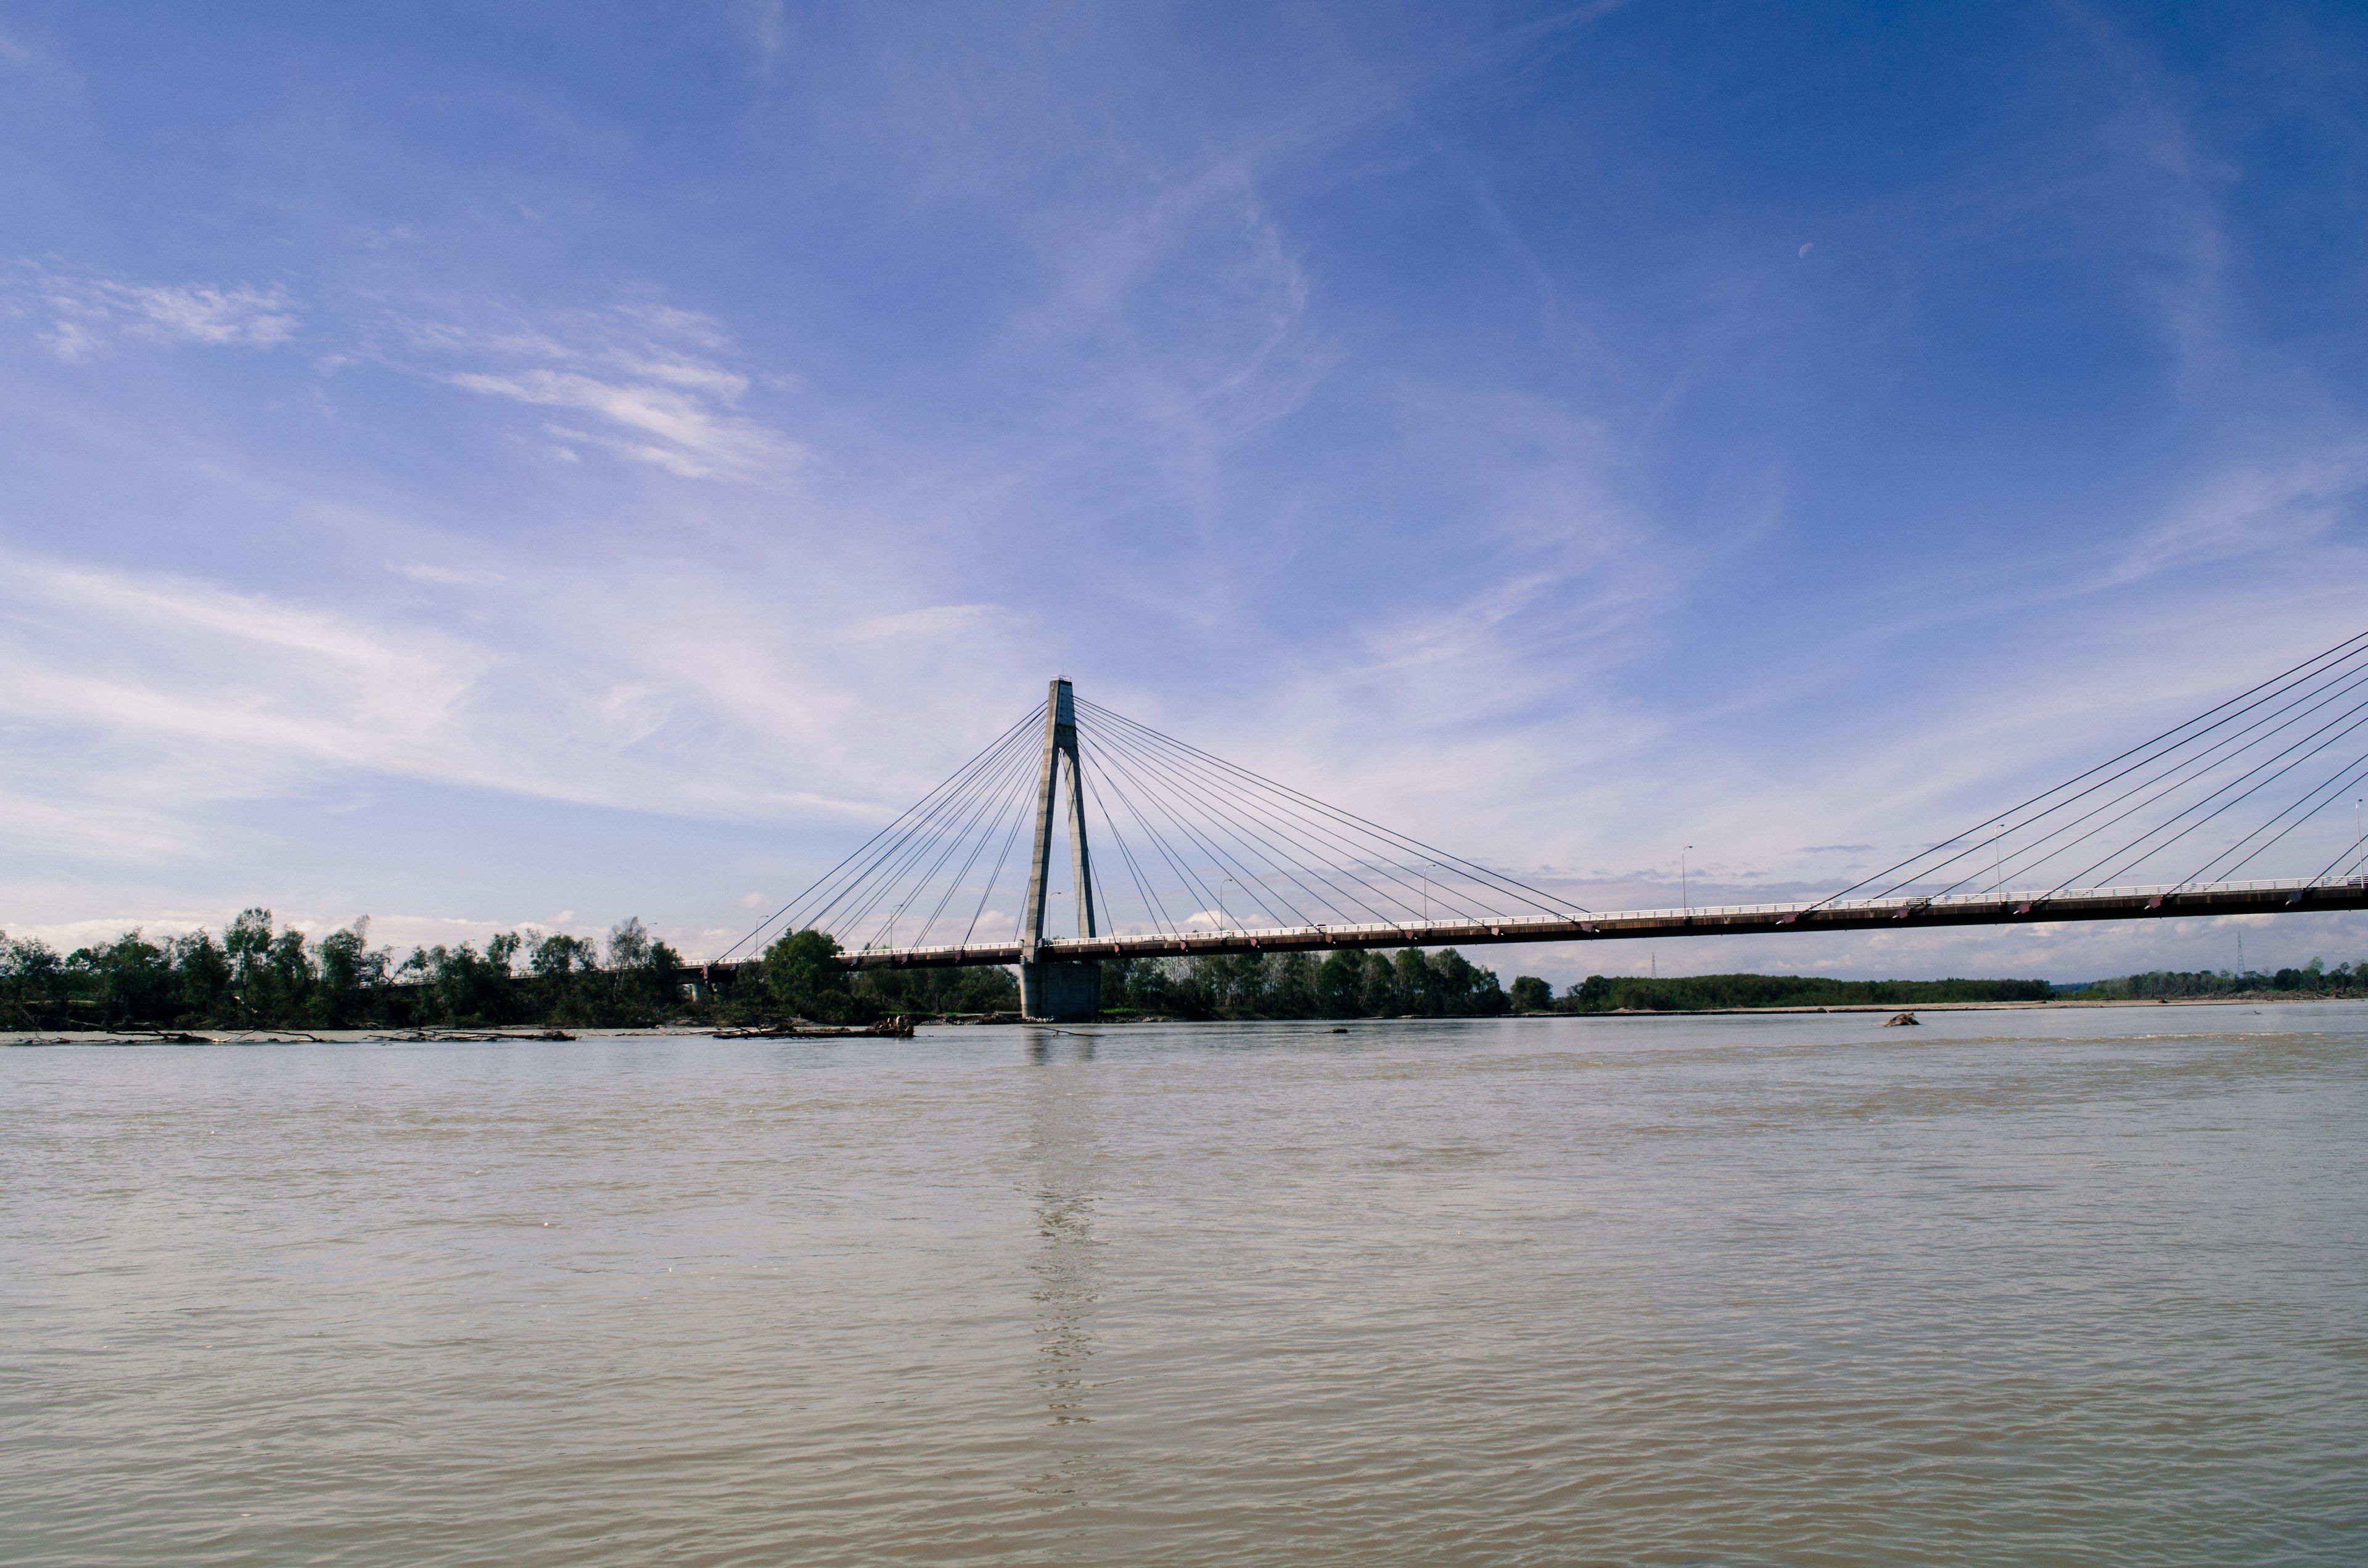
[0,534,1067,863]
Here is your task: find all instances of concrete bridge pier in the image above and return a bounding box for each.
[1018,678,1101,1021]
[1021,959,1101,1022]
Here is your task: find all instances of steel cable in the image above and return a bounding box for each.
[1081,715,1461,924]
[1801,631,2368,912]
[814,718,1046,944]
[1960,663,2368,898]
[714,702,1045,961]
[1078,699,1561,921]
[1918,657,2368,900]
[1077,699,1588,919]
[1078,726,1309,928]
[1079,717,1414,926]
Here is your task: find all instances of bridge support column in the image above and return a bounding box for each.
[1018,676,1101,1021]
[1020,959,1101,1022]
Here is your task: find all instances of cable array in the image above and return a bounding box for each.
[716,693,1585,961]
[1074,699,1584,936]
[715,702,1049,962]
[1809,630,2368,909]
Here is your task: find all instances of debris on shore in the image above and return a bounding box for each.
[374,1028,577,1043]
[713,1016,916,1040]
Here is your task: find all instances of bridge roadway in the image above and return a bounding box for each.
[694,877,2368,979]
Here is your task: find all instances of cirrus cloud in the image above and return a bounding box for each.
[403,302,802,480]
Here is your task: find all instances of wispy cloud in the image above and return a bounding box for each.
[0,23,52,72]
[342,223,421,250]
[17,266,301,360]
[12,269,802,482]
[0,530,1050,870]
[390,562,501,586]
[403,303,800,480]
[446,367,784,478]
[2110,440,2368,583]
[747,0,789,78]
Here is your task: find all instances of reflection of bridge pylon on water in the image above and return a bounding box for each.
[713,639,2368,1020]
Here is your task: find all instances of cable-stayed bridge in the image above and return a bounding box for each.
[711,637,2368,1018]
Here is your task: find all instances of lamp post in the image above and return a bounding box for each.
[1682,846,1693,915]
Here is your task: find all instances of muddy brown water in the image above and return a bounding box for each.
[4,1008,2364,1564]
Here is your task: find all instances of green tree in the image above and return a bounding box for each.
[1394,948,1439,1014]
[1509,975,1553,1012]
[763,928,851,1020]
[1269,951,1317,1017]
[80,930,175,1028]
[1358,951,1400,1016]
[1104,954,1189,1016]
[1315,948,1366,1017]
[528,932,598,976]
[169,930,232,1020]
[314,921,380,1027]
[1560,971,2054,1012]
[1192,952,1271,1016]
[1426,950,1506,1014]
[226,908,274,986]
[525,930,600,1022]
[1,934,65,1028]
[400,940,518,1025]
[261,926,318,1018]
[602,917,682,1020]
[606,917,652,971]
[855,963,1018,1016]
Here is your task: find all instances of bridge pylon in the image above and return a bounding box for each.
[1019,678,1101,1020]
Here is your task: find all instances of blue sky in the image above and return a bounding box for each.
[4,1,2367,983]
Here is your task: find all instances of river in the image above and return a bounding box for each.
[4,1007,2364,1564]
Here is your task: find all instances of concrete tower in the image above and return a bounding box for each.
[1018,678,1101,1020]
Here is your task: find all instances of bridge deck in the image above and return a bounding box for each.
[694,878,2368,977]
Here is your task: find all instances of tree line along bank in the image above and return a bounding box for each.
[5,911,2357,1031]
